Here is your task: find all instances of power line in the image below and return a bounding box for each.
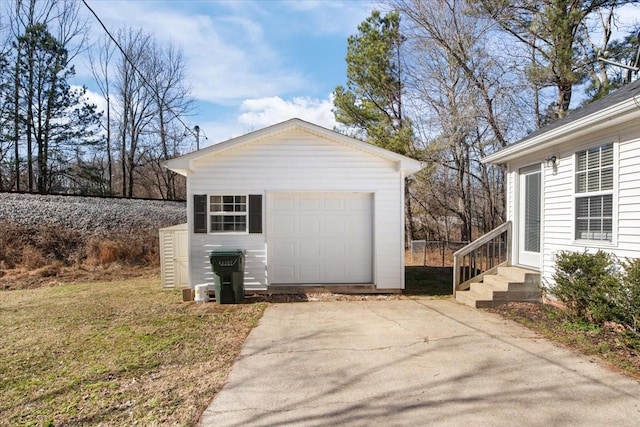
[82,0,199,140]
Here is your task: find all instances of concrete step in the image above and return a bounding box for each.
[456,266,542,308]
[467,281,542,302]
[481,275,541,292]
[455,290,496,309]
[496,266,541,284]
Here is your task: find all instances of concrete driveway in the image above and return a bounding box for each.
[201,298,640,426]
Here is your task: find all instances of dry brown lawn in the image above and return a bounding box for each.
[0,277,266,426]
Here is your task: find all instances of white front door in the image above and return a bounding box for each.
[518,164,541,269]
[268,192,373,284]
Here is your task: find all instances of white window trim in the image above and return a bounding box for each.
[572,142,617,246]
[208,194,249,234]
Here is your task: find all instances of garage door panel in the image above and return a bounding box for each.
[323,265,346,281]
[272,196,295,212]
[298,217,321,235]
[299,241,321,258]
[349,219,371,235]
[324,241,347,257]
[299,265,321,281]
[269,192,372,284]
[272,216,295,234]
[350,198,371,212]
[324,217,347,235]
[272,265,295,280]
[272,241,295,258]
[298,198,320,211]
[324,198,346,211]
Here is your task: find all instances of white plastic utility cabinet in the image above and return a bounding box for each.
[159,223,188,289]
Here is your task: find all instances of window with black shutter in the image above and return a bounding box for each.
[193,194,207,233]
[198,194,262,233]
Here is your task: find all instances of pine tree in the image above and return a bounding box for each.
[16,23,102,193]
[333,10,417,243]
[474,0,623,121]
[333,10,413,156]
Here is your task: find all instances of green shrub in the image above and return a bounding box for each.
[551,250,620,323]
[614,258,640,338]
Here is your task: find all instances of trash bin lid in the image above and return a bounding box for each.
[210,249,246,256]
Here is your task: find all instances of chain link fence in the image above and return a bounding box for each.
[408,240,469,267]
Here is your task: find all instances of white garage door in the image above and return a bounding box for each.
[268,192,373,284]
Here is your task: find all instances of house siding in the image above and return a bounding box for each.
[186,128,404,291]
[508,124,640,287]
[616,136,640,254]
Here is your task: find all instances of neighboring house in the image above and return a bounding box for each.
[165,118,423,294]
[481,79,640,291]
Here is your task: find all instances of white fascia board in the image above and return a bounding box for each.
[165,117,424,175]
[482,98,640,164]
[165,122,295,174]
[299,123,423,174]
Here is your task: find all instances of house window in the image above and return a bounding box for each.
[210,195,247,232]
[575,143,613,241]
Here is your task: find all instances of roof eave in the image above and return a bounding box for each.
[482,98,640,164]
[164,118,424,175]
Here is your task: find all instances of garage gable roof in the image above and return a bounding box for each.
[166,118,423,175]
[482,78,640,164]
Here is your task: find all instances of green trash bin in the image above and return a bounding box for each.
[210,249,245,304]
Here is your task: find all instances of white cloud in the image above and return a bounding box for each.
[615,4,640,32]
[74,86,108,115]
[194,94,337,147]
[237,95,337,129]
[282,0,377,36]
[81,1,309,103]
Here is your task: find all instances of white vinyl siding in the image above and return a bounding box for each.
[574,143,614,241]
[499,112,640,291]
[186,128,404,290]
[618,137,640,250]
[508,128,640,288]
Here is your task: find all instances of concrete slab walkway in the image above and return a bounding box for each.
[201,298,640,426]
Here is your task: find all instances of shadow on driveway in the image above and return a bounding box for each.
[201,298,640,427]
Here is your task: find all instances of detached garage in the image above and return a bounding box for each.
[165,118,422,293]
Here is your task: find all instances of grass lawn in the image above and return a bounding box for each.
[0,278,267,426]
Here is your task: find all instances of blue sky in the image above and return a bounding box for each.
[75,1,640,148]
[77,0,378,146]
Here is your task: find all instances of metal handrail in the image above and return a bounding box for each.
[452,221,512,295]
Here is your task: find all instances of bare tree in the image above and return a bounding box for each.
[147,41,193,199]
[392,0,527,240]
[110,28,193,199]
[88,34,116,194]
[113,28,156,197]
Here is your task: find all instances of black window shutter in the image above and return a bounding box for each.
[248,195,262,234]
[193,194,207,233]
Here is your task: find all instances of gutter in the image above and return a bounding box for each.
[482,96,640,164]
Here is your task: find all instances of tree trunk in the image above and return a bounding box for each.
[557,81,573,118]
[106,96,112,195]
[12,51,21,191]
